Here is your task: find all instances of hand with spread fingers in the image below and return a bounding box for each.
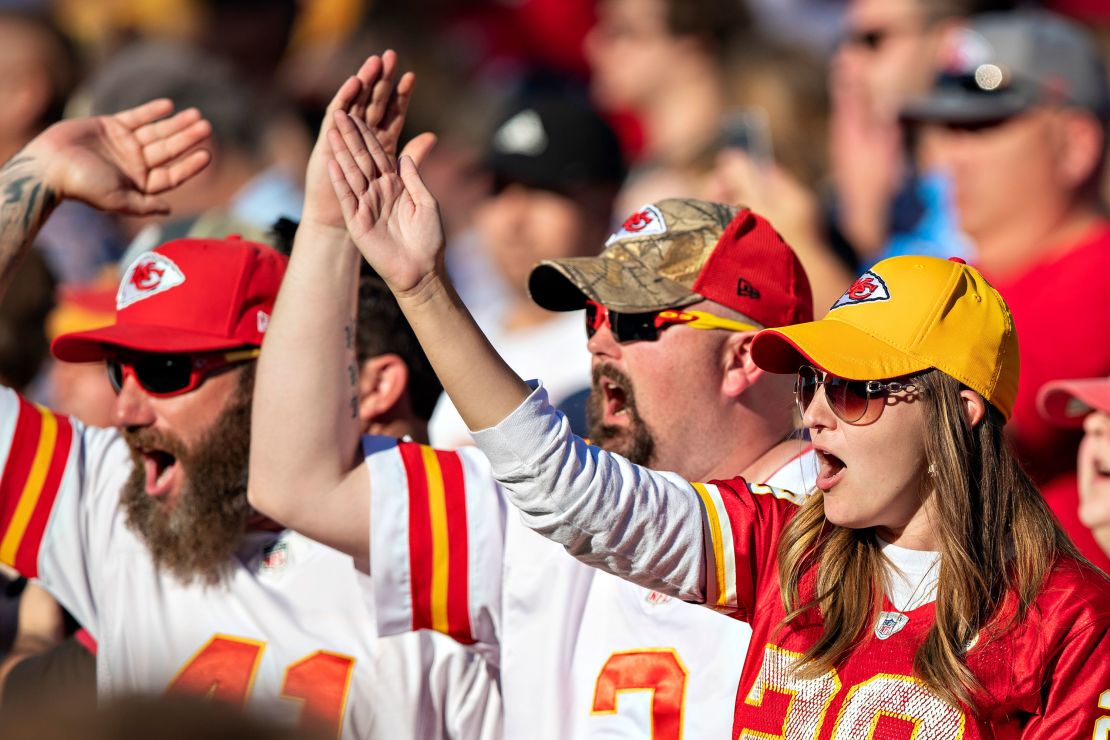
[19,98,213,216]
[327,110,445,296]
[0,98,213,290]
[302,50,436,234]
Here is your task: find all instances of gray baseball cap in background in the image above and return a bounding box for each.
[901,9,1110,124]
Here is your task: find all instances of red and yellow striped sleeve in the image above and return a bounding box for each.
[0,396,75,577]
[398,442,475,644]
[693,479,803,619]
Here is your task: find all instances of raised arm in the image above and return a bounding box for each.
[326,119,715,602]
[0,99,212,293]
[248,52,435,556]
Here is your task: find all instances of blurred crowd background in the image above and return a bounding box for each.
[2,0,1110,729]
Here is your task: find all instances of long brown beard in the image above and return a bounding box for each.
[585,364,656,465]
[120,373,253,586]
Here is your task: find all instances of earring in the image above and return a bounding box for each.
[927,463,937,476]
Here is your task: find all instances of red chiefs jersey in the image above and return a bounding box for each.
[698,479,1110,739]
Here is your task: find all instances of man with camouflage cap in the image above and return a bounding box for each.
[251,188,819,735]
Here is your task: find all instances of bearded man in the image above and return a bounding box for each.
[0,57,498,739]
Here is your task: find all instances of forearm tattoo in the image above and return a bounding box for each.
[346,321,358,419]
[0,153,58,288]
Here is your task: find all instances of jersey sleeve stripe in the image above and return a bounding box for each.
[691,482,738,611]
[14,411,73,576]
[436,448,475,644]
[420,445,452,635]
[0,397,44,542]
[399,441,435,632]
[0,402,73,575]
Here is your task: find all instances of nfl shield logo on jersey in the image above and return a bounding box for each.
[875,611,909,640]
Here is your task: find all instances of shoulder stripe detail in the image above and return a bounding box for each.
[422,445,451,634]
[399,442,474,643]
[437,449,472,642]
[0,401,74,576]
[692,482,738,611]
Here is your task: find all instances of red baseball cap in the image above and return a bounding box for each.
[527,198,813,327]
[1038,376,1110,428]
[52,235,287,362]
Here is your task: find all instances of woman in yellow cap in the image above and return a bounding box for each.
[306,118,1110,737]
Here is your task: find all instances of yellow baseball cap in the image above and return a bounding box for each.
[750,255,1020,419]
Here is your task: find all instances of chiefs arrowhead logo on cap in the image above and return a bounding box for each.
[117,252,186,309]
[830,271,891,311]
[606,204,667,245]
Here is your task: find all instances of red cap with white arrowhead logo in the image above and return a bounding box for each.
[51,235,286,362]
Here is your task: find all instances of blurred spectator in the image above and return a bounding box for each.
[585,0,749,211]
[829,0,1015,266]
[1039,376,1110,560]
[83,40,304,251]
[0,582,95,714]
[720,36,829,192]
[0,9,126,283]
[707,34,855,313]
[430,94,625,447]
[4,693,326,740]
[904,9,1110,571]
[45,272,118,428]
[0,250,54,394]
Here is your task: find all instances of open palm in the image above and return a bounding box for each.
[27,98,212,215]
[328,111,444,294]
[303,50,435,233]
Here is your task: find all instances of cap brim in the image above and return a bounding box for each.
[52,324,248,363]
[751,318,932,379]
[1037,377,1110,427]
[528,257,699,313]
[900,88,1032,124]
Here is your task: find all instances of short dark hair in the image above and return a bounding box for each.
[268,219,443,422]
[355,272,442,422]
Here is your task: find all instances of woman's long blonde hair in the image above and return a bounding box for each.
[777,370,1094,709]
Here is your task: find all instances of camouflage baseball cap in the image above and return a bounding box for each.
[527,198,813,327]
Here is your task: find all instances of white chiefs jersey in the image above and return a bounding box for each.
[0,390,500,740]
[365,435,816,739]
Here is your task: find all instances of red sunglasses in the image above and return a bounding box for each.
[106,348,260,398]
[585,300,757,343]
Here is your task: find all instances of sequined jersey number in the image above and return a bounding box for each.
[738,645,966,739]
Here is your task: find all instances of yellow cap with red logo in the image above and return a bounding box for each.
[750,255,1020,419]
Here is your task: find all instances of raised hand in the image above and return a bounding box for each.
[0,98,212,290]
[303,50,436,232]
[327,110,444,295]
[20,98,212,215]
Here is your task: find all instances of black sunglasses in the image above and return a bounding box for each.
[585,300,757,344]
[106,348,260,398]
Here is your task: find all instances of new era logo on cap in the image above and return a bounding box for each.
[605,204,667,245]
[830,271,891,310]
[117,252,186,309]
